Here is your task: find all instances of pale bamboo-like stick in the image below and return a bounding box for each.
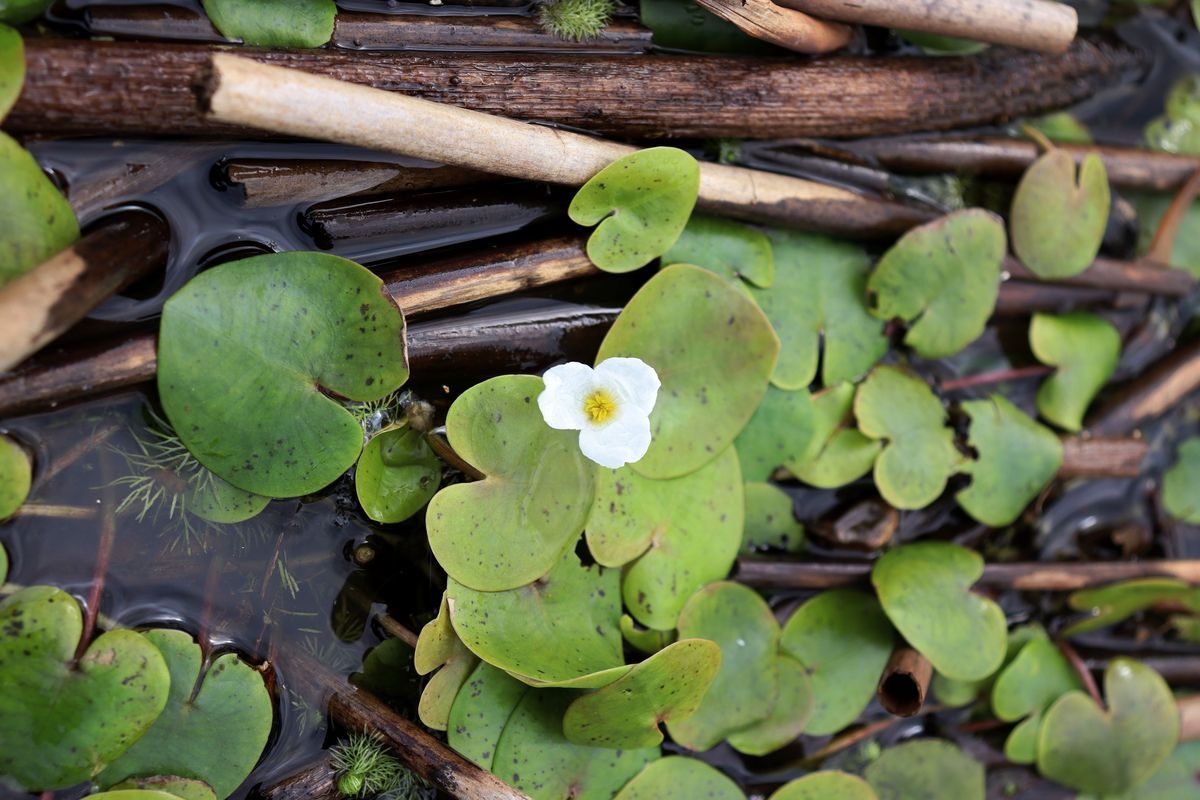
[200,53,932,238]
[773,0,1077,53]
[877,646,933,717]
[694,0,854,54]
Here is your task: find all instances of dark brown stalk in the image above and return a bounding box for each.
[877,646,933,717]
[257,757,341,800]
[0,212,169,372]
[993,281,1117,315]
[737,559,1200,590]
[1087,338,1200,436]
[77,453,117,659]
[1084,655,1200,686]
[225,159,495,208]
[10,38,1143,140]
[68,142,216,222]
[40,422,121,485]
[808,497,898,550]
[1056,638,1104,707]
[425,434,487,481]
[939,365,1053,392]
[1059,436,1147,479]
[1145,168,1200,265]
[797,709,943,767]
[375,613,419,648]
[1004,256,1196,298]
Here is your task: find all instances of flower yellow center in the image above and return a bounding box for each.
[583,389,617,424]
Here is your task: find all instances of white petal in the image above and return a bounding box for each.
[595,357,660,417]
[577,412,653,469]
[538,362,595,430]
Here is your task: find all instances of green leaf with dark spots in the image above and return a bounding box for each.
[569,147,700,273]
[865,740,984,800]
[0,586,170,790]
[1164,437,1200,524]
[770,772,879,800]
[158,251,408,498]
[784,382,880,489]
[187,472,269,524]
[613,756,743,800]
[0,132,79,287]
[426,375,594,591]
[87,792,189,800]
[1029,311,1120,432]
[415,594,480,731]
[109,776,218,800]
[201,0,335,47]
[741,481,804,554]
[355,422,441,524]
[1010,150,1110,279]
[726,655,813,756]
[661,214,774,287]
[0,433,30,519]
[447,662,530,770]
[735,385,816,484]
[0,24,22,122]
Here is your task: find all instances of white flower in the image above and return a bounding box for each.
[537,357,661,469]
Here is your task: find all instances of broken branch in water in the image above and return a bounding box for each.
[692,0,854,54]
[877,646,933,717]
[1088,338,1200,437]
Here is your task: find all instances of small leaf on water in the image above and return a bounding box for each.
[1010,149,1110,279]
[1037,659,1180,796]
[355,422,441,524]
[613,756,743,800]
[0,433,30,519]
[741,481,804,554]
[661,214,774,287]
[867,209,1005,360]
[447,662,530,771]
[872,542,1006,681]
[1029,311,1120,432]
[864,739,984,800]
[735,385,816,484]
[769,771,879,800]
[415,595,480,730]
[726,655,813,756]
[0,0,53,24]
[784,382,880,489]
[201,0,336,47]
[569,147,700,273]
[187,472,269,524]
[0,24,23,123]
[1063,577,1200,637]
[1163,437,1200,524]
[990,638,1082,763]
[110,776,218,800]
[0,132,79,288]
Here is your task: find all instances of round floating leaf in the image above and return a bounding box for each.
[1029,311,1120,432]
[1080,740,1200,800]
[97,629,272,799]
[735,385,816,483]
[1164,437,1200,524]
[0,24,22,122]
[867,209,1004,360]
[427,375,594,591]
[158,252,408,498]
[1064,578,1200,637]
[88,792,187,800]
[448,661,530,770]
[754,230,888,388]
[785,383,880,489]
[0,433,30,518]
[1037,659,1180,796]
[111,777,217,800]
[990,638,1082,763]
[1011,150,1110,279]
[447,546,624,687]
[597,264,778,479]
[563,639,720,749]
[956,395,1063,527]
[741,482,804,554]
[780,589,894,735]
[666,582,779,751]
[591,447,743,631]
[864,739,984,800]
[493,690,659,800]
[0,586,170,790]
[613,756,743,800]
[726,655,813,756]
[415,594,480,730]
[855,367,965,510]
[661,213,774,287]
[569,147,700,273]
[0,132,79,287]
[0,0,52,24]
[872,542,1006,681]
[355,423,441,524]
[770,772,879,800]
[621,615,675,654]
[187,472,269,524]
[201,0,335,47]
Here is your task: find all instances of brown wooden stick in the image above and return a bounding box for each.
[1179,694,1200,742]
[1004,256,1195,298]
[375,614,419,648]
[225,159,495,208]
[877,646,933,717]
[1085,655,1200,687]
[1059,437,1148,479]
[737,559,1200,591]
[693,0,854,53]
[993,281,1118,315]
[0,212,169,373]
[774,0,1077,53]
[1087,339,1200,437]
[10,38,1143,141]
[258,757,341,800]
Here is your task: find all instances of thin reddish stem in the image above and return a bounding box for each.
[940,364,1053,392]
[1057,638,1104,708]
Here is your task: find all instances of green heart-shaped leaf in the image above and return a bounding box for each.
[158,251,408,498]
[591,446,743,631]
[742,482,804,554]
[726,654,813,755]
[1080,740,1200,800]
[201,0,335,47]
[770,772,879,800]
[1029,311,1120,431]
[447,546,624,687]
[867,209,1005,359]
[97,629,272,799]
[785,383,880,489]
[563,639,720,749]
[990,638,1082,763]
[1064,578,1200,637]
[0,132,79,287]
[110,777,217,800]
[855,367,965,510]
[427,375,594,591]
[661,214,774,287]
[1037,659,1180,795]
[596,264,779,479]
[1164,437,1200,524]
[666,582,779,751]
[872,542,1006,681]
[735,385,816,483]
[0,586,170,790]
[0,1,53,24]
[0,24,22,123]
[448,661,530,770]
[755,230,888,388]
[1011,150,1110,279]
[864,740,984,800]
[956,395,1063,527]
[620,616,675,655]
[0,433,30,519]
[415,595,480,730]
[613,756,743,800]
[779,589,894,735]
[493,690,659,800]
[355,423,441,524]
[569,147,700,273]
